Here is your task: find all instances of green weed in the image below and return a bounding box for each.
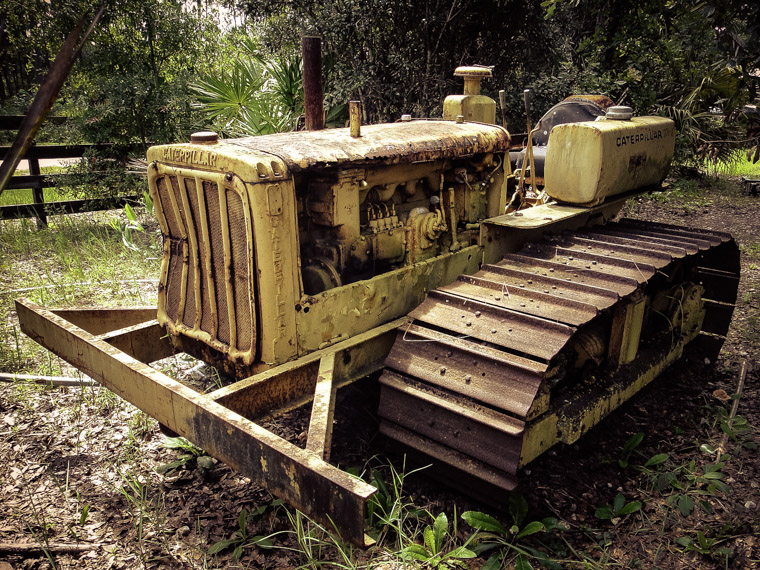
[347,458,427,548]
[463,494,566,570]
[0,212,160,377]
[400,512,476,569]
[281,509,358,569]
[594,492,642,521]
[156,436,209,474]
[207,507,274,562]
[677,530,734,567]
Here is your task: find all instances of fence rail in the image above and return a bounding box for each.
[1,116,144,225]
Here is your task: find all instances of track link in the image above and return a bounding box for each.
[377,219,739,499]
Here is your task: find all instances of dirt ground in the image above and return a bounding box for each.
[0,176,758,569]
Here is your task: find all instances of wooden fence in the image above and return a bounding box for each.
[0,116,143,225]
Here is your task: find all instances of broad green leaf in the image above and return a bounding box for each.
[208,538,238,555]
[624,432,644,452]
[516,521,546,540]
[401,544,429,561]
[656,472,677,491]
[645,453,669,467]
[155,458,190,474]
[424,526,436,555]
[238,509,248,534]
[472,542,500,555]
[595,507,613,520]
[710,480,730,493]
[619,500,641,515]
[678,495,694,517]
[702,471,724,479]
[462,511,507,534]
[515,552,534,570]
[612,493,625,514]
[251,535,273,549]
[509,493,529,526]
[433,512,448,552]
[232,545,243,561]
[371,469,389,498]
[448,546,477,559]
[481,553,504,570]
[676,536,693,547]
[541,517,565,532]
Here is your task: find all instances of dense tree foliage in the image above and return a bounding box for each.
[239,0,758,162]
[241,0,559,125]
[1,0,223,146]
[1,0,757,165]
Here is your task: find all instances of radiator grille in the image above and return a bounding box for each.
[153,169,256,362]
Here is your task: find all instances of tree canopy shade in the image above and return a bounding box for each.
[1,0,224,146]
[239,0,758,162]
[2,0,756,165]
[240,0,560,125]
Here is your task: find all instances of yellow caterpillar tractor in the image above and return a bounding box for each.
[17,59,739,545]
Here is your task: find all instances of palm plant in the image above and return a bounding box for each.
[191,52,304,136]
[659,67,759,168]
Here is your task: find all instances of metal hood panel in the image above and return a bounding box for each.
[229,120,511,171]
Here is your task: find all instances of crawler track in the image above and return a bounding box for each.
[378,219,739,498]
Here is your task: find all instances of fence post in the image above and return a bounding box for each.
[28,158,47,228]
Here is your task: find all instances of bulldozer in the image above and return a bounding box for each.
[17,62,739,546]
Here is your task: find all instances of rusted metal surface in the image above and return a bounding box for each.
[208,317,404,420]
[545,234,674,268]
[494,254,640,296]
[384,324,546,418]
[16,298,377,547]
[440,274,600,326]
[98,321,175,364]
[409,289,575,361]
[230,121,511,172]
[305,353,337,461]
[478,264,620,309]
[379,371,524,474]
[302,37,325,131]
[51,307,157,335]
[379,219,740,497]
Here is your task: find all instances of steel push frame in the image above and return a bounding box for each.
[15,298,405,547]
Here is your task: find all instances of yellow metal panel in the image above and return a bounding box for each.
[296,246,482,353]
[443,95,497,124]
[544,116,676,206]
[248,176,300,365]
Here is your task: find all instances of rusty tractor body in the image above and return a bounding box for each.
[17,66,739,545]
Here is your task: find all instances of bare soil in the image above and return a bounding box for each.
[0,176,758,569]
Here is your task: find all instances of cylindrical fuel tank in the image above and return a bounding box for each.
[544,115,676,206]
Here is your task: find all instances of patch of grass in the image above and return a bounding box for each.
[0,187,73,206]
[650,178,714,209]
[740,242,760,260]
[0,209,160,374]
[713,152,760,178]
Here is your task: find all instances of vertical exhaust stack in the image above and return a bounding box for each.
[349,100,362,137]
[302,36,325,131]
